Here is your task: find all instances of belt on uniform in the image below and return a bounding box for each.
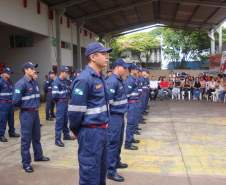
[128,100,139,103]
[57,98,68,102]
[82,123,108,129]
[0,100,12,103]
[21,108,38,112]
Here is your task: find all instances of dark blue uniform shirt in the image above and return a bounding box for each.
[68,65,109,132]
[105,73,128,114]
[125,75,140,100]
[13,76,40,109]
[52,77,70,101]
[0,77,14,110]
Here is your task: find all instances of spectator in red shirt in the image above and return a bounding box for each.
[159,77,171,99]
[159,78,170,89]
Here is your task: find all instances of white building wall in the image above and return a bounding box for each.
[0,27,51,89]
[0,0,49,36]
[0,0,98,74]
[61,49,73,66]
[60,16,71,43]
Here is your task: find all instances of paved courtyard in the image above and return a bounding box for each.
[1,101,226,185]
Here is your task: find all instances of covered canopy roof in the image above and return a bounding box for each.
[42,0,226,35]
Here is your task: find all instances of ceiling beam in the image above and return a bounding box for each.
[171,2,180,26]
[153,0,161,22]
[199,7,221,29]
[184,5,200,27]
[75,0,157,21]
[50,0,89,9]
[111,0,129,26]
[161,0,226,8]
[134,6,142,22]
[93,0,118,28]
[105,19,213,35]
[203,7,221,23]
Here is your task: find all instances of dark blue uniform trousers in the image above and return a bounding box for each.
[141,93,146,114]
[55,101,70,142]
[78,127,107,185]
[107,113,124,175]
[136,100,143,129]
[20,111,43,168]
[45,94,55,119]
[117,118,125,165]
[144,90,149,110]
[125,102,138,147]
[0,106,15,137]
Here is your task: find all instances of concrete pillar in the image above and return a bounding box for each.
[76,24,82,69]
[151,49,155,63]
[209,29,215,54]
[157,49,160,63]
[154,48,157,63]
[218,25,223,53]
[55,9,64,69]
[70,23,74,68]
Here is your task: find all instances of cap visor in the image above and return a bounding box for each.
[99,48,112,53]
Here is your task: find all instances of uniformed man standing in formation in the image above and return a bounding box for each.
[68,42,112,185]
[13,62,49,173]
[137,68,145,127]
[44,71,56,121]
[106,58,129,182]
[52,66,73,147]
[0,67,20,142]
[142,69,150,114]
[125,64,140,150]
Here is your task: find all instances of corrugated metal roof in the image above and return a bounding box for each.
[42,0,226,35]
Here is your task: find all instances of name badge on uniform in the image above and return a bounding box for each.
[95,84,102,89]
[36,86,39,91]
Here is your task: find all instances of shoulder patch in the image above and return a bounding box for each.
[109,89,115,93]
[15,89,21,94]
[74,88,84,96]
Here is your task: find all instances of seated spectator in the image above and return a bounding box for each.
[181,78,192,100]
[192,77,201,100]
[199,77,207,98]
[149,76,159,100]
[214,78,224,102]
[172,77,181,100]
[159,77,171,98]
[206,77,216,99]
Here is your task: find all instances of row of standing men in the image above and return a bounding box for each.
[0,42,150,185]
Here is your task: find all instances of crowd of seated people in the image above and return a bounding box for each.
[149,72,226,102]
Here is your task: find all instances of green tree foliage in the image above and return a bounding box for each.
[110,32,160,62]
[110,27,210,64]
[161,28,209,62]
